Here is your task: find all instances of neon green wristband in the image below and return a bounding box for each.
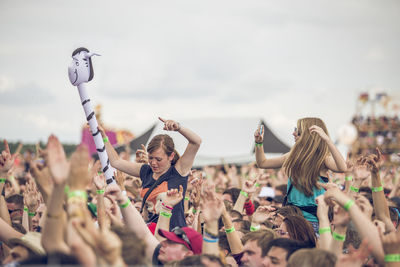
[103,137,109,143]
[250,225,260,232]
[318,227,331,235]
[160,211,172,218]
[184,196,189,201]
[255,143,263,147]
[192,208,197,214]
[344,199,355,211]
[24,206,28,212]
[350,186,359,193]
[371,186,383,192]
[255,183,260,187]
[119,199,130,209]
[332,232,346,241]
[68,190,88,201]
[64,185,70,194]
[225,226,235,233]
[96,189,105,194]
[0,178,6,183]
[385,254,400,262]
[28,212,36,217]
[345,176,353,181]
[240,191,249,197]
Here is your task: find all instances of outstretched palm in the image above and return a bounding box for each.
[47,135,70,185]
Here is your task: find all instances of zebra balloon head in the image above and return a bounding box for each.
[68,47,100,86]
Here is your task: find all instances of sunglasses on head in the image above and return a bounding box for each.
[171,227,192,249]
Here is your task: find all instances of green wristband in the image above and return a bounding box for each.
[28,212,36,217]
[0,178,6,183]
[344,199,355,211]
[24,206,28,212]
[255,183,260,187]
[385,254,400,262]
[250,225,260,232]
[119,199,130,209]
[103,137,109,143]
[255,143,263,147]
[225,226,235,233]
[68,190,88,201]
[332,232,346,241]
[96,189,105,194]
[184,196,189,201]
[318,227,331,235]
[350,186,359,193]
[192,208,197,214]
[371,186,383,192]
[64,185,70,194]
[345,176,353,181]
[240,191,249,197]
[160,211,172,218]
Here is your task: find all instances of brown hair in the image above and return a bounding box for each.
[147,134,180,165]
[111,225,147,266]
[241,229,276,256]
[287,248,337,267]
[283,215,316,248]
[283,118,330,196]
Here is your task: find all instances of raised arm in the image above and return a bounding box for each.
[363,150,395,232]
[159,117,202,176]
[309,125,347,172]
[98,126,143,177]
[106,183,159,262]
[254,125,288,169]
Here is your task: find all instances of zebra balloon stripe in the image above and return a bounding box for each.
[68,47,115,185]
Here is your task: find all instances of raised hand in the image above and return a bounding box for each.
[201,183,223,223]
[242,176,259,196]
[93,172,106,190]
[159,117,181,131]
[309,125,330,141]
[114,170,125,191]
[252,206,276,224]
[254,125,264,144]
[361,148,382,174]
[68,145,91,191]
[47,135,70,185]
[135,144,148,164]
[163,185,184,207]
[353,158,370,182]
[0,139,17,175]
[379,227,400,255]
[23,179,40,212]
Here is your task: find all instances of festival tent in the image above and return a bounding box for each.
[116,117,290,167]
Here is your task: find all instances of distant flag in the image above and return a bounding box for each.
[359,92,369,103]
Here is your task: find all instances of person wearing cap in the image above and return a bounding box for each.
[106,183,203,265]
[3,232,46,265]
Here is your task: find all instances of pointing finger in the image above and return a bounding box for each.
[158,117,166,123]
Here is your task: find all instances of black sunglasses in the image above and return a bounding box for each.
[171,226,192,249]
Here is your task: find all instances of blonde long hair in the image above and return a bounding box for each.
[282,118,330,196]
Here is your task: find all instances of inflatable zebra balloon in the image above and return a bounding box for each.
[68,47,115,184]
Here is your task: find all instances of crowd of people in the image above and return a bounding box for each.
[351,115,400,165]
[0,116,400,267]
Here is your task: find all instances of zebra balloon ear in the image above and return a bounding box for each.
[68,48,100,86]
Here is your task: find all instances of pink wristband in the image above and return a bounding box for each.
[162,203,173,211]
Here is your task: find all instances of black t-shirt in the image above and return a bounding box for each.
[140,164,187,230]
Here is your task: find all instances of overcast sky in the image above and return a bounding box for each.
[1,0,399,147]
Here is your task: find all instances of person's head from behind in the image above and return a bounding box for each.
[261,238,308,267]
[147,134,180,175]
[284,117,330,196]
[241,229,275,267]
[287,248,337,267]
[276,215,316,248]
[158,227,202,264]
[3,232,46,265]
[177,254,224,267]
